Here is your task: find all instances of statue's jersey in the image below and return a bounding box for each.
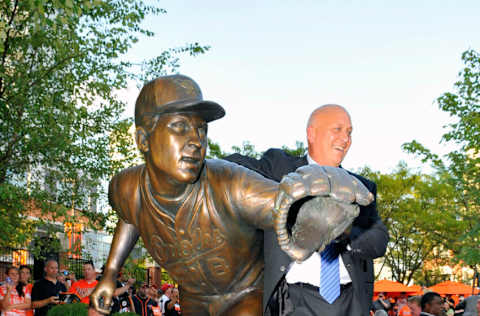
[109,159,277,296]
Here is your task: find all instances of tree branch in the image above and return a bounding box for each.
[0,0,20,97]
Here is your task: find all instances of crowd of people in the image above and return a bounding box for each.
[371,291,480,316]
[0,259,181,316]
[2,259,478,316]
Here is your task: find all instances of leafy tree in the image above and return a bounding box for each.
[231,141,262,159]
[402,49,480,272]
[282,141,307,157]
[0,0,208,252]
[206,138,230,159]
[359,163,463,285]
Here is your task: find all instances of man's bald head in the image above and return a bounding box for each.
[306,104,350,129]
[306,104,352,167]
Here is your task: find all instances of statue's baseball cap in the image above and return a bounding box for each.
[135,74,225,126]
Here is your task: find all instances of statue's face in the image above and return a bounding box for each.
[147,113,207,184]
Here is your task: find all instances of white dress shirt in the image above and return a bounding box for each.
[285,155,352,286]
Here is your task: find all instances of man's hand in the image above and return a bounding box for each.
[126,278,136,287]
[5,282,14,293]
[47,296,60,305]
[90,276,116,315]
[274,165,374,262]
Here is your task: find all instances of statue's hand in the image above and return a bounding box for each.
[90,276,115,315]
[274,165,373,262]
[291,196,359,253]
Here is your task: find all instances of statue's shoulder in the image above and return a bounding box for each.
[108,165,144,221]
[205,158,253,178]
[110,164,144,192]
[206,158,235,169]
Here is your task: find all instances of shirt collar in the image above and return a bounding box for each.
[306,154,343,169]
[306,154,317,165]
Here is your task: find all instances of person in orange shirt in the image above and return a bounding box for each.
[398,302,413,316]
[70,261,98,305]
[397,293,412,316]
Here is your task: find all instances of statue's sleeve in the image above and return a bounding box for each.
[219,160,278,230]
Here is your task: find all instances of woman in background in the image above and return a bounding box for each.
[18,266,33,316]
[0,267,31,316]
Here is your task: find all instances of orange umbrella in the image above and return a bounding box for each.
[374,280,419,298]
[428,280,479,296]
[406,284,423,296]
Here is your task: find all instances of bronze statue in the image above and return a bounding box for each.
[90,75,373,316]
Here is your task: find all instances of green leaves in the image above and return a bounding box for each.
[360,164,461,286]
[0,0,207,251]
[206,139,307,159]
[402,49,480,279]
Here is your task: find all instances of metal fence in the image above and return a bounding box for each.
[0,247,34,282]
[0,247,149,286]
[0,247,93,281]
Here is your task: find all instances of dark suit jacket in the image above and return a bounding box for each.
[225,148,389,316]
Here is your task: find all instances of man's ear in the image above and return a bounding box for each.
[306,125,315,144]
[136,127,149,153]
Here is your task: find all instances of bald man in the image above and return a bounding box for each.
[225,104,389,316]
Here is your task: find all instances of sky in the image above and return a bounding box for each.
[119,0,480,173]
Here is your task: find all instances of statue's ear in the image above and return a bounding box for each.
[136,127,149,153]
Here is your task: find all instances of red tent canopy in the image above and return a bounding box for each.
[374,280,419,298]
[428,280,479,296]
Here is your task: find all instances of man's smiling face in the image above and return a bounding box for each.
[146,113,207,184]
[307,106,352,167]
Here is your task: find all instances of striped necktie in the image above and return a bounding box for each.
[320,243,340,304]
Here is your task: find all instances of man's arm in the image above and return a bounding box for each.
[380,298,391,309]
[31,296,59,309]
[0,286,9,310]
[90,219,139,314]
[113,278,135,297]
[225,148,300,182]
[31,282,60,309]
[6,297,31,311]
[348,182,389,259]
[350,219,388,259]
[69,281,80,299]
